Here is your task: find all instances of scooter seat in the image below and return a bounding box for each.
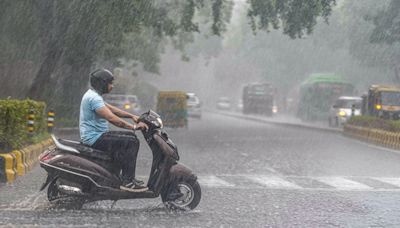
[58,138,112,161]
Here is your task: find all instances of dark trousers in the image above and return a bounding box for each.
[92,131,139,182]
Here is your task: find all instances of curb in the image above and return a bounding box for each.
[0,138,54,183]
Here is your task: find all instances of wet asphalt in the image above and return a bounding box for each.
[2,112,400,227]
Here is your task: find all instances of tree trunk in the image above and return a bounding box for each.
[26,45,63,102]
[54,60,92,120]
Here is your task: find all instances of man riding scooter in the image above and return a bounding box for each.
[80,69,148,192]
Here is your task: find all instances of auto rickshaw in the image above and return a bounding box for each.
[362,85,400,120]
[156,91,188,128]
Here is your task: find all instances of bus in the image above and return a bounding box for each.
[242,82,275,116]
[296,73,354,121]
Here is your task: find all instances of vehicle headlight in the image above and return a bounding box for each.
[375,104,382,110]
[156,117,163,128]
[124,104,131,109]
[338,111,346,117]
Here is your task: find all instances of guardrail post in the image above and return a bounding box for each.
[27,109,35,136]
[47,109,55,133]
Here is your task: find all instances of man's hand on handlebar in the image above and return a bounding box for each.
[133,122,149,131]
[131,116,139,123]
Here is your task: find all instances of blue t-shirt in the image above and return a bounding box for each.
[79,89,108,145]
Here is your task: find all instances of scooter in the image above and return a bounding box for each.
[39,110,201,210]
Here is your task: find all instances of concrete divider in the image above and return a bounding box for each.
[0,156,5,182]
[344,124,400,150]
[0,137,54,183]
[0,153,17,183]
[23,146,34,171]
[11,150,25,176]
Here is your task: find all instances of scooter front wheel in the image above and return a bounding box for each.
[162,180,201,210]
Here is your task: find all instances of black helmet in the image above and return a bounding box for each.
[89,69,114,94]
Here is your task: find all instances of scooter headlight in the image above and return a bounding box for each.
[151,117,163,128]
[156,117,163,128]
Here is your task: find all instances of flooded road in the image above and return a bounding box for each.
[2,112,400,227]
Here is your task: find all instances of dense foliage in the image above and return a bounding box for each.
[0,99,47,151]
[347,116,400,132]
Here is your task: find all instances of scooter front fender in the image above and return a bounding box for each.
[169,163,197,183]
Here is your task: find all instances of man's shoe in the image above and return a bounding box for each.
[120,181,148,193]
[133,178,144,186]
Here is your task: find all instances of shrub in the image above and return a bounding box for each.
[0,99,47,150]
[347,116,400,132]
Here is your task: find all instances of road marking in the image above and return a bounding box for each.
[314,177,372,190]
[198,175,235,187]
[195,175,400,191]
[246,175,301,189]
[373,177,400,188]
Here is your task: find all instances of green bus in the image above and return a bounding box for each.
[296,73,354,121]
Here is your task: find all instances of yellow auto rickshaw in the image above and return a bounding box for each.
[156,91,188,128]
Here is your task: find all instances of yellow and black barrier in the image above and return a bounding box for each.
[344,124,400,150]
[47,110,55,133]
[0,153,17,183]
[0,138,54,183]
[27,109,35,134]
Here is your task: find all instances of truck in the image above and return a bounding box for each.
[361,85,400,120]
[242,82,274,116]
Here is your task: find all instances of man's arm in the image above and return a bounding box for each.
[105,103,139,122]
[96,106,136,130]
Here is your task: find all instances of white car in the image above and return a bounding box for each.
[216,97,231,110]
[187,93,202,119]
[103,94,141,114]
[328,96,362,127]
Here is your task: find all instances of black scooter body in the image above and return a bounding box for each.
[39,110,200,208]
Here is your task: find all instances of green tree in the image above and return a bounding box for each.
[368,0,400,82]
[0,0,337,119]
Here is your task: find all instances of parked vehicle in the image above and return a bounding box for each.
[328,96,362,127]
[157,91,188,128]
[103,94,141,114]
[186,93,202,119]
[361,85,400,120]
[216,97,231,110]
[39,110,201,210]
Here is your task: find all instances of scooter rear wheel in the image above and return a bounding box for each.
[47,178,85,210]
[162,180,201,210]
